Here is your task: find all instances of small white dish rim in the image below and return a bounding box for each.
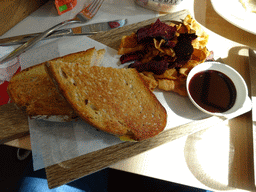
[186,61,251,119]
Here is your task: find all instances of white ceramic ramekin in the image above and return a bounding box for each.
[186,61,250,119]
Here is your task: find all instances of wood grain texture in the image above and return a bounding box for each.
[44,10,224,189]
[88,10,189,50]
[0,0,49,36]
[4,135,31,151]
[0,103,29,143]
[46,116,226,189]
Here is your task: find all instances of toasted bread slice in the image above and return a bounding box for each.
[7,48,106,121]
[54,48,105,66]
[46,61,167,141]
[8,63,76,119]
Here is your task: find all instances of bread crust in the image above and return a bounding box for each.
[46,62,167,141]
[7,63,74,116]
[7,48,105,120]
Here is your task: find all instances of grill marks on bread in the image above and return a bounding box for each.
[46,62,167,141]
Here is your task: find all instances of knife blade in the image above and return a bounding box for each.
[0,19,127,46]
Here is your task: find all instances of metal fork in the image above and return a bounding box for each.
[0,0,105,64]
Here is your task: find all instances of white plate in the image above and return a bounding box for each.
[211,0,256,35]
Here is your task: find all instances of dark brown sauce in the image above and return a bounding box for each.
[189,70,237,113]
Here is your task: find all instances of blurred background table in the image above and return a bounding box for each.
[1,0,256,191]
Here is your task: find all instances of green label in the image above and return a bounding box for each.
[59,4,68,12]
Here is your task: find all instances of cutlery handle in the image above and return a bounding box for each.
[0,19,81,64]
[0,29,74,46]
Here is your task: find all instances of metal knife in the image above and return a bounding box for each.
[0,19,127,46]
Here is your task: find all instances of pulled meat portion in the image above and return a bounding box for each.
[129,60,169,75]
[120,51,144,64]
[119,18,197,75]
[118,15,210,96]
[173,33,197,67]
[137,19,177,43]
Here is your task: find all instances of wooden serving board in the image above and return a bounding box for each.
[0,9,189,144]
[0,103,29,144]
[0,10,226,188]
[0,0,49,36]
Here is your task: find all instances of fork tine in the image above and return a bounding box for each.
[87,0,101,11]
[86,0,104,16]
[78,0,104,21]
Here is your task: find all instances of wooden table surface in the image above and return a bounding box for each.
[0,0,49,36]
[2,0,256,191]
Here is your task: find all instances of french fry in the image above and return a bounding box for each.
[139,72,158,91]
[158,79,188,96]
[154,68,178,80]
